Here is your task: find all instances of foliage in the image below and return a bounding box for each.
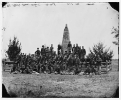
[6,36,21,61]
[111,27,119,46]
[86,42,113,62]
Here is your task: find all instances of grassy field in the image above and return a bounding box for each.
[2,60,119,98]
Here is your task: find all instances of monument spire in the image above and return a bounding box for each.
[62,24,70,54]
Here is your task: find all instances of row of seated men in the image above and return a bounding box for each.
[11,50,104,75]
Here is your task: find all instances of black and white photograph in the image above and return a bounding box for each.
[2,2,119,98]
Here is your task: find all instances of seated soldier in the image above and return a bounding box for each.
[84,65,96,75]
[20,65,25,73]
[47,60,53,74]
[41,62,46,73]
[73,55,80,75]
[84,66,91,75]
[67,54,73,72]
[24,66,31,74]
[55,61,60,74]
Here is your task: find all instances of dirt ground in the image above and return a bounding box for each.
[2,60,119,98]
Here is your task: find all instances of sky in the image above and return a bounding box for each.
[2,2,119,59]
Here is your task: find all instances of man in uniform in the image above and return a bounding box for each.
[72,44,76,54]
[75,44,79,56]
[67,54,73,72]
[58,44,62,55]
[41,45,45,56]
[67,41,72,53]
[73,55,80,75]
[50,44,54,55]
[55,61,61,74]
[35,48,41,57]
[79,46,82,60]
[82,46,86,60]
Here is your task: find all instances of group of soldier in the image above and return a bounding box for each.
[11,42,103,75]
[58,41,86,61]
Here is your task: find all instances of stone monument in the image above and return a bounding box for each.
[62,24,70,54]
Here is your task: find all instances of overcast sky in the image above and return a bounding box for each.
[2,2,119,59]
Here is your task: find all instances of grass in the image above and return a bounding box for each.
[2,60,119,98]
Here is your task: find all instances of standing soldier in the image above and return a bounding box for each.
[44,47,47,56]
[82,46,86,60]
[58,44,62,55]
[25,55,29,69]
[35,48,41,57]
[72,44,76,54]
[67,41,72,54]
[75,44,79,56]
[50,44,54,55]
[41,45,45,56]
[45,47,49,60]
[79,46,82,60]
[46,47,49,54]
